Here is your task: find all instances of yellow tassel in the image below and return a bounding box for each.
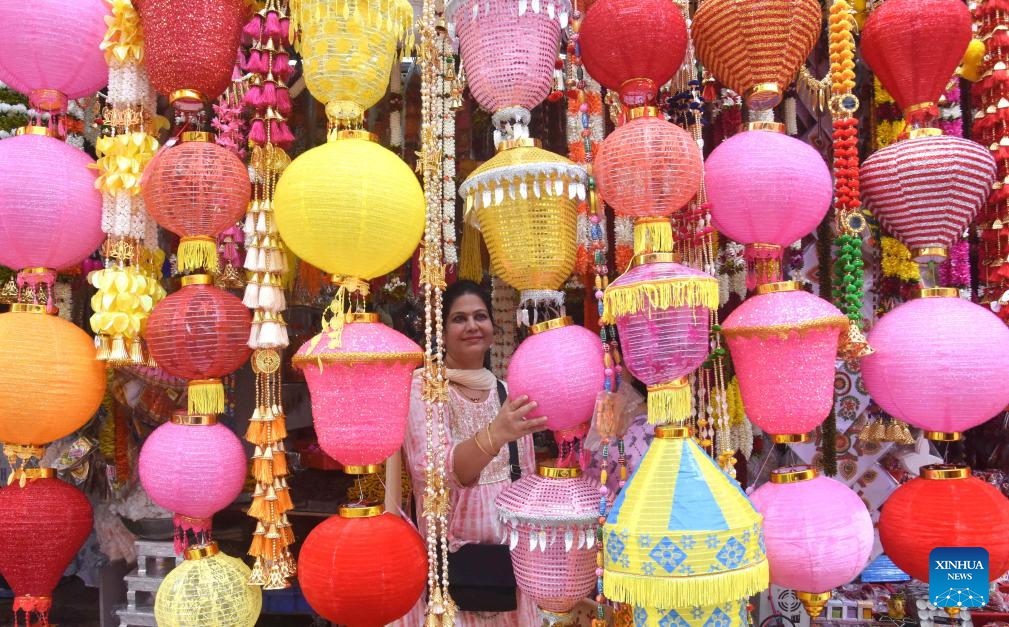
[458,221,484,281]
[248,530,266,557]
[602,277,719,323]
[270,408,287,440]
[276,487,293,513]
[188,378,224,414]
[245,410,264,446]
[633,219,674,255]
[178,236,220,274]
[248,495,266,520]
[647,378,692,425]
[604,562,768,609]
[272,444,288,477]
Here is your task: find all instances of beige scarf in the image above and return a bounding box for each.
[411,367,498,391]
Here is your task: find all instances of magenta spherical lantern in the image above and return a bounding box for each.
[0,133,103,272]
[293,314,424,471]
[862,291,1009,438]
[507,317,604,441]
[723,282,848,441]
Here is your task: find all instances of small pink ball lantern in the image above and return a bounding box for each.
[750,466,873,619]
[507,317,604,442]
[495,464,599,623]
[862,289,1009,440]
[722,282,848,442]
[293,313,424,473]
[705,129,832,288]
[138,412,246,553]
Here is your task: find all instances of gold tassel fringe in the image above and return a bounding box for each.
[188,378,224,414]
[604,563,769,609]
[647,379,692,425]
[178,236,220,274]
[602,277,719,323]
[458,221,484,281]
[633,219,674,255]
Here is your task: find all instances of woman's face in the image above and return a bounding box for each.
[445,293,493,365]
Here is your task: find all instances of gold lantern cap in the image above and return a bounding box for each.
[920,463,970,480]
[914,287,958,299]
[770,466,817,483]
[537,463,582,478]
[339,503,385,518]
[14,126,59,139]
[185,541,220,561]
[529,316,573,335]
[171,411,218,426]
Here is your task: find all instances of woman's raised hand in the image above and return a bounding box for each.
[489,395,547,448]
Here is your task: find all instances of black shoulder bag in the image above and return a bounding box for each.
[444,380,520,612]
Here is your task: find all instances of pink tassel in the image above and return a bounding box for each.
[250,119,267,145]
[280,17,291,45]
[272,121,295,149]
[245,83,264,109]
[275,60,294,82]
[250,49,270,75]
[272,52,290,77]
[264,11,283,41]
[276,87,292,116]
[261,80,278,108]
[243,15,264,46]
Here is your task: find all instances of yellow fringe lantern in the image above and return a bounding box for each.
[155,542,262,627]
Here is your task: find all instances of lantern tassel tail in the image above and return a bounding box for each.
[603,562,768,609]
[178,237,220,274]
[188,379,225,414]
[743,244,783,291]
[458,221,484,281]
[633,219,674,255]
[601,278,719,324]
[646,378,692,425]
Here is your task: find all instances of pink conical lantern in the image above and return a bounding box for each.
[862,289,1009,439]
[495,464,599,623]
[750,467,873,619]
[705,129,833,288]
[507,317,604,442]
[292,313,424,472]
[138,412,247,553]
[722,282,849,442]
[862,134,995,264]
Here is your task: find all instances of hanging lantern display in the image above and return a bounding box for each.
[601,254,717,425]
[138,411,247,552]
[145,275,253,414]
[604,426,768,626]
[141,133,252,274]
[722,282,849,442]
[861,289,1009,440]
[0,469,93,626]
[705,129,833,288]
[691,0,821,110]
[298,505,427,627]
[506,317,604,442]
[292,313,423,473]
[155,541,263,627]
[750,467,874,619]
[862,134,996,264]
[495,464,599,623]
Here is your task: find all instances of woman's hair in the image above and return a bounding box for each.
[442,279,492,321]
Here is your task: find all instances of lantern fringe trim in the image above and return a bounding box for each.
[178,237,220,274]
[461,163,588,216]
[13,595,52,627]
[459,220,484,281]
[633,219,674,255]
[647,379,692,425]
[601,277,718,323]
[603,561,769,610]
[720,316,850,339]
[188,378,225,414]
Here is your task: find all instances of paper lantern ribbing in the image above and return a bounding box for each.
[506,317,604,440]
[692,0,820,110]
[862,134,996,263]
[298,506,427,627]
[705,130,833,288]
[861,290,1009,438]
[750,467,873,619]
[722,282,848,441]
[0,470,93,624]
[495,465,599,621]
[879,464,1009,584]
[155,542,262,627]
[145,278,253,414]
[139,413,247,552]
[292,314,423,472]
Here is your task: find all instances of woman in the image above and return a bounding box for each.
[389,280,546,625]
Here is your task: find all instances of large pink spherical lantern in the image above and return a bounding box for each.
[495,464,599,623]
[138,412,247,553]
[750,466,873,619]
[507,317,604,442]
[862,289,1009,440]
[723,282,848,442]
[705,129,832,288]
[293,314,423,473]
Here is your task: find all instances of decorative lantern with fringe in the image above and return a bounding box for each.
[602,254,717,425]
[155,541,262,627]
[751,467,874,619]
[704,129,833,289]
[145,275,252,414]
[722,282,849,443]
[692,0,821,110]
[292,313,423,473]
[0,469,93,627]
[141,133,251,274]
[298,505,427,627]
[138,412,247,553]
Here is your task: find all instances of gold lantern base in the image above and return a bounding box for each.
[772,433,809,444]
[797,591,832,619]
[925,431,963,442]
[343,464,381,475]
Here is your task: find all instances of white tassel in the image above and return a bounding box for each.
[243,281,260,308]
[577,183,586,201]
[482,188,492,207]
[494,187,504,205]
[532,0,540,13]
[547,1,554,19]
[244,246,258,271]
[277,324,289,348]
[509,529,519,551]
[268,249,285,273]
[248,321,261,349]
[267,213,278,234]
[559,9,568,28]
[519,0,527,14]
[256,211,268,234]
[258,321,282,348]
[280,250,289,274]
[519,181,528,199]
[243,213,255,238]
[256,248,268,273]
[554,177,563,196]
[587,526,596,549]
[538,529,547,552]
[577,527,585,550]
[532,179,540,198]
[564,528,574,552]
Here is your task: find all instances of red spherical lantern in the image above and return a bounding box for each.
[146,277,252,414]
[0,470,93,625]
[299,505,427,627]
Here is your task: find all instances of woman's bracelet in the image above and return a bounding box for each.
[485,424,498,453]
[474,430,496,458]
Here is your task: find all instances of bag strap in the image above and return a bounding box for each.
[496,381,521,482]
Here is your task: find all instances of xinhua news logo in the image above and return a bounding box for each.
[929,547,990,609]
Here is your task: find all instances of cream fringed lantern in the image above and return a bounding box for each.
[154,542,262,627]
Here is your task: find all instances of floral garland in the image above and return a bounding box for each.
[872,77,905,151]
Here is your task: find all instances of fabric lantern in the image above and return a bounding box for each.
[632,602,751,627]
[292,313,423,473]
[602,253,717,425]
[155,542,262,627]
[692,0,820,109]
[298,505,427,627]
[0,469,93,625]
[139,412,247,552]
[495,464,599,622]
[861,289,1009,439]
[141,133,251,274]
[705,129,833,288]
[862,134,996,264]
[145,276,253,414]
[0,305,106,450]
[750,467,874,619]
[604,426,768,614]
[447,0,569,142]
[506,317,604,442]
[722,282,849,442]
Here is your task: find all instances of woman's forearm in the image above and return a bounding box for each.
[452,429,501,487]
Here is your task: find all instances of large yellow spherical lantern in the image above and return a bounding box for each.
[155,542,262,627]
